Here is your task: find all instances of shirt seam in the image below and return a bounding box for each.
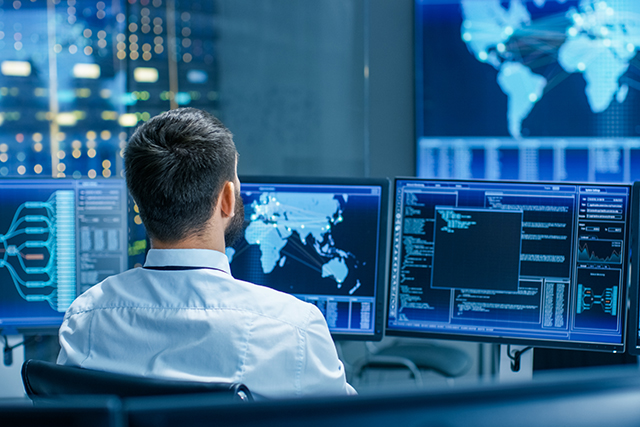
[65,306,311,329]
[294,307,315,396]
[237,314,254,382]
[78,310,95,368]
[140,269,231,276]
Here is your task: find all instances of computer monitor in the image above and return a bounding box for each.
[0,178,129,334]
[415,0,640,183]
[1,396,124,427]
[125,365,640,427]
[227,177,390,341]
[626,182,640,355]
[387,178,631,352]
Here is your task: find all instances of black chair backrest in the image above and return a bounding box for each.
[21,359,252,402]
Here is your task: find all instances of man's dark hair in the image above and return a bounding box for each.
[124,108,237,242]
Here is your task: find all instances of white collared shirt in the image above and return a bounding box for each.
[57,249,356,398]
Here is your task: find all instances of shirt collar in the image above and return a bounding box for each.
[143,249,232,275]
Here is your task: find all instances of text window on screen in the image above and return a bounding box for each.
[431,207,522,292]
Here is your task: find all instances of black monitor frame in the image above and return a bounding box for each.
[232,176,390,341]
[1,396,124,427]
[626,182,640,355]
[386,177,631,352]
[124,365,640,427]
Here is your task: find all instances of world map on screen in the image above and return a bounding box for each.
[226,192,360,290]
[461,0,640,138]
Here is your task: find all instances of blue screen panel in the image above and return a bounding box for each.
[387,178,630,352]
[416,0,640,181]
[228,177,389,341]
[0,178,128,332]
[625,182,640,355]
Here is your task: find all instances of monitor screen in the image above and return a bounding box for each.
[0,178,129,333]
[227,177,390,341]
[416,0,640,183]
[387,178,631,352]
[626,182,640,355]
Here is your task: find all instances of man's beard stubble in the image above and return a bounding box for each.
[224,190,245,247]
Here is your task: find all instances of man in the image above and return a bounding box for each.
[57,108,356,398]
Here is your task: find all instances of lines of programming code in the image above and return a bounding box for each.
[387,180,629,350]
[432,208,521,292]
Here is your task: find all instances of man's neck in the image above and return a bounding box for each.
[149,205,229,253]
[150,233,225,253]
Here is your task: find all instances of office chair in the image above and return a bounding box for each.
[21,359,252,402]
[351,339,472,388]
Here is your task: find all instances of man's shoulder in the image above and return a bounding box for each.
[64,268,141,314]
[232,278,324,328]
[64,269,324,328]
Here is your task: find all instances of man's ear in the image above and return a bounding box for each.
[219,181,236,219]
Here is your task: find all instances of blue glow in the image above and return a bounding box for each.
[187,69,208,84]
[175,92,192,105]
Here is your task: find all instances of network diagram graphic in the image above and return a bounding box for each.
[577,284,618,316]
[0,191,76,313]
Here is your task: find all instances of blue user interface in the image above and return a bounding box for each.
[0,179,128,331]
[228,178,389,340]
[387,178,631,351]
[415,1,640,183]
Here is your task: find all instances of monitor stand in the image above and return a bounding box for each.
[0,334,26,398]
[498,344,533,382]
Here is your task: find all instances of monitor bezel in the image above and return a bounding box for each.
[237,175,391,341]
[626,182,640,355]
[386,177,631,353]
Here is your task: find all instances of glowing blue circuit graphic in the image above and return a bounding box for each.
[577,284,618,316]
[0,191,76,313]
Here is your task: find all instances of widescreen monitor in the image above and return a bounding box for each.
[227,177,390,341]
[0,178,129,334]
[387,178,631,352]
[416,0,640,183]
[126,366,640,427]
[625,182,640,355]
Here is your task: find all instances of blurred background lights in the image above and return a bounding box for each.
[1,60,30,76]
[56,113,78,126]
[73,63,101,79]
[133,67,159,82]
[118,113,138,127]
[187,69,208,84]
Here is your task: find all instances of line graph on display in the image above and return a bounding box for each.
[0,191,75,312]
[577,240,622,264]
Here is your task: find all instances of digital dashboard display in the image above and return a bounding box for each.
[228,177,390,341]
[416,0,640,182]
[387,177,630,352]
[0,178,128,332]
